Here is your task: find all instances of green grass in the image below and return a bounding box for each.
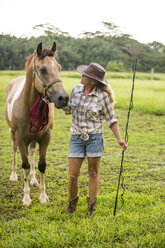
[111,78,165,115]
[0,71,165,247]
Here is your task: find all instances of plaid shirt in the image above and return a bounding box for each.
[64,84,117,136]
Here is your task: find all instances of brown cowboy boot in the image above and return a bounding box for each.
[87,197,97,216]
[65,197,79,214]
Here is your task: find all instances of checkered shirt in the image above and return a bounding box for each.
[64,84,118,135]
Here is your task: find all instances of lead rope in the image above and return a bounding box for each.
[113,58,137,216]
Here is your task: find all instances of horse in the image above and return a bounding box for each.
[5,41,69,206]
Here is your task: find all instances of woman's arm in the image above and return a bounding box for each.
[111,122,128,150]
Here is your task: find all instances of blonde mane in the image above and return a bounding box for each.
[25,54,34,71]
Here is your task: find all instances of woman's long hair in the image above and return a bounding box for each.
[104,84,116,106]
[96,82,116,106]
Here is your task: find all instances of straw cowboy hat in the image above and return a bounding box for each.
[77,62,108,85]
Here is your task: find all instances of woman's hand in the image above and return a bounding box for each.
[119,140,128,150]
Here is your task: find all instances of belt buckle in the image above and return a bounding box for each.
[80,133,89,141]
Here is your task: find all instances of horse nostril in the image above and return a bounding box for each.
[58,96,63,102]
[58,95,69,105]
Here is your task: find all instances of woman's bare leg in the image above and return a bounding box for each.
[87,157,101,202]
[68,158,84,200]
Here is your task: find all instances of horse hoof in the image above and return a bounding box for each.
[33,183,38,187]
[10,173,18,182]
[30,181,38,187]
[30,179,38,187]
[23,195,32,206]
[39,195,49,203]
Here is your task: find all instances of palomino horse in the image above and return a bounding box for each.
[5,41,69,206]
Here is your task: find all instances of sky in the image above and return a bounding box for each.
[0,0,165,44]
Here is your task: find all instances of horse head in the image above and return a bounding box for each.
[32,42,69,108]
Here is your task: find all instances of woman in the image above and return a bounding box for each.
[64,62,127,215]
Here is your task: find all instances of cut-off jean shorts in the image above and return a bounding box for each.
[68,133,104,158]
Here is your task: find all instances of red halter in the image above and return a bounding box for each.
[29,94,49,135]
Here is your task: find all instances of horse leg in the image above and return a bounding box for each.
[38,133,50,203]
[22,152,31,206]
[39,172,49,203]
[16,134,31,206]
[21,156,31,206]
[29,141,38,187]
[9,128,18,181]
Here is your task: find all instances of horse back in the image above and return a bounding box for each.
[5,76,25,127]
[6,76,25,100]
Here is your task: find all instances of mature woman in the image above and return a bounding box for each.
[64,62,127,215]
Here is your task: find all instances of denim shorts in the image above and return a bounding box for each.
[68,133,104,158]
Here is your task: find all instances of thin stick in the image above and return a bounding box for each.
[113,59,137,216]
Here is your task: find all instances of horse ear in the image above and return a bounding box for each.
[52,41,56,52]
[37,42,42,56]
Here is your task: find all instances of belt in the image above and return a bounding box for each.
[80,133,89,141]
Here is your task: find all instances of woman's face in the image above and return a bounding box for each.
[80,75,95,87]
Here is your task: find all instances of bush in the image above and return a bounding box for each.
[106,60,125,72]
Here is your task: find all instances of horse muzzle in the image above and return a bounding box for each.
[50,92,69,109]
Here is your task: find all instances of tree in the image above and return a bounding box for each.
[33,23,70,37]
[148,41,164,52]
[106,61,125,72]
[0,22,165,72]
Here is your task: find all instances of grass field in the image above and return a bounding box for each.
[0,71,165,247]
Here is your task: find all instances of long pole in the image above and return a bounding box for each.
[113,58,137,216]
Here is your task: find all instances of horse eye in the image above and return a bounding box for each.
[40,67,47,75]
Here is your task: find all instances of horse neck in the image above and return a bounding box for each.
[23,66,40,111]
